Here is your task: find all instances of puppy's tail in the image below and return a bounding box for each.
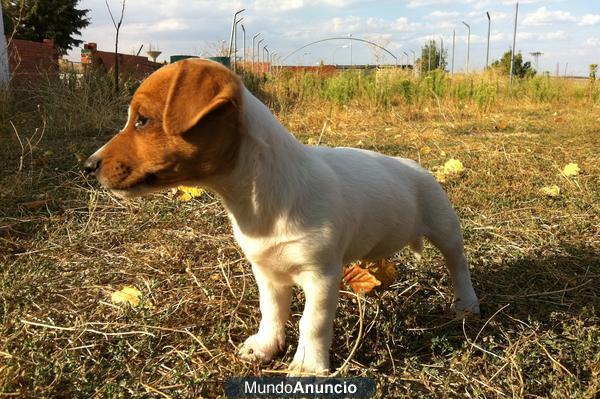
[409,237,424,261]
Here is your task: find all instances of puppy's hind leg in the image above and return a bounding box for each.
[425,218,480,317]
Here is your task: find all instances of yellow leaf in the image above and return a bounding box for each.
[443,159,465,174]
[111,286,143,307]
[432,159,465,183]
[420,146,432,155]
[562,163,580,177]
[176,186,204,202]
[342,262,381,294]
[540,185,561,198]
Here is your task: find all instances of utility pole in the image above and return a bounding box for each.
[510,2,519,83]
[564,62,568,77]
[228,9,245,70]
[410,49,416,74]
[403,51,409,69]
[0,4,9,86]
[452,29,456,76]
[462,21,471,73]
[486,12,491,69]
[252,33,260,73]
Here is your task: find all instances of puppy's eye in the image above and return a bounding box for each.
[134,115,150,130]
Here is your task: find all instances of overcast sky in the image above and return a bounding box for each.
[67,0,600,76]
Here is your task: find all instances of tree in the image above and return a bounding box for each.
[2,0,90,54]
[418,40,447,74]
[590,64,598,81]
[491,50,535,78]
[105,0,125,93]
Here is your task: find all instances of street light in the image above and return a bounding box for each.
[263,46,269,73]
[451,29,456,76]
[257,38,264,72]
[241,24,246,66]
[252,33,261,72]
[462,21,471,73]
[233,17,244,72]
[486,12,491,69]
[228,9,245,70]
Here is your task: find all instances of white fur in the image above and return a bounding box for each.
[204,88,480,375]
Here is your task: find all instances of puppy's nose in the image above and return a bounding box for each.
[83,156,101,174]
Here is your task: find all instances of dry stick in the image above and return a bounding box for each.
[330,291,365,377]
[10,121,24,174]
[141,382,172,399]
[462,318,503,360]
[21,319,155,338]
[536,341,574,377]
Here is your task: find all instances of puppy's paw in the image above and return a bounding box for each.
[451,297,480,318]
[288,349,329,376]
[239,333,284,364]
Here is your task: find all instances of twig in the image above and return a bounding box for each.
[20,319,155,338]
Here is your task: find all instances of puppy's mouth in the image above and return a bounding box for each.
[105,172,163,199]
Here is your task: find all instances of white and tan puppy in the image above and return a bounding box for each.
[84,59,479,375]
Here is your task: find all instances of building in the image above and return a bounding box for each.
[81,43,162,77]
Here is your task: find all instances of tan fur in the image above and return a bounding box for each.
[96,59,243,192]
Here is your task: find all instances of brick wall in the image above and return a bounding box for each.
[82,43,162,78]
[6,38,59,85]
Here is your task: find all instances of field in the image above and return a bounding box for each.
[1,70,599,398]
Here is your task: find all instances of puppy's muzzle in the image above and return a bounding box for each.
[83,155,101,175]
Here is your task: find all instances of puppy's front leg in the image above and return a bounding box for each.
[239,265,292,363]
[289,268,342,375]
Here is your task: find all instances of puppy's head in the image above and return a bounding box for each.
[84,59,243,198]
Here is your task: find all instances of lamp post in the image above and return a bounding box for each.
[252,33,261,72]
[228,9,245,70]
[241,24,246,67]
[462,21,471,73]
[233,17,244,72]
[263,46,269,73]
[486,12,491,69]
[257,38,264,73]
[451,29,456,76]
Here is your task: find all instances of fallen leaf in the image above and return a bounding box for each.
[176,186,204,201]
[433,159,465,183]
[368,259,397,290]
[540,185,561,198]
[111,286,145,307]
[562,163,580,177]
[420,146,432,155]
[342,263,381,294]
[19,200,48,210]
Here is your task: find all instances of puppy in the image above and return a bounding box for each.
[84,59,479,375]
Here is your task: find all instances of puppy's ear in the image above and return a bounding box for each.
[163,61,240,136]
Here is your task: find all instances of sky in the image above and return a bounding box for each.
[67,0,600,76]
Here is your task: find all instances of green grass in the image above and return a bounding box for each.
[0,71,599,398]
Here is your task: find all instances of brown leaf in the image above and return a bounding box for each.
[20,200,48,210]
[342,262,381,294]
[369,259,397,290]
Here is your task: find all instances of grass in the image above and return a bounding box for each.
[1,70,599,398]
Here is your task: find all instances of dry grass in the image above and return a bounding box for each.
[0,72,599,398]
